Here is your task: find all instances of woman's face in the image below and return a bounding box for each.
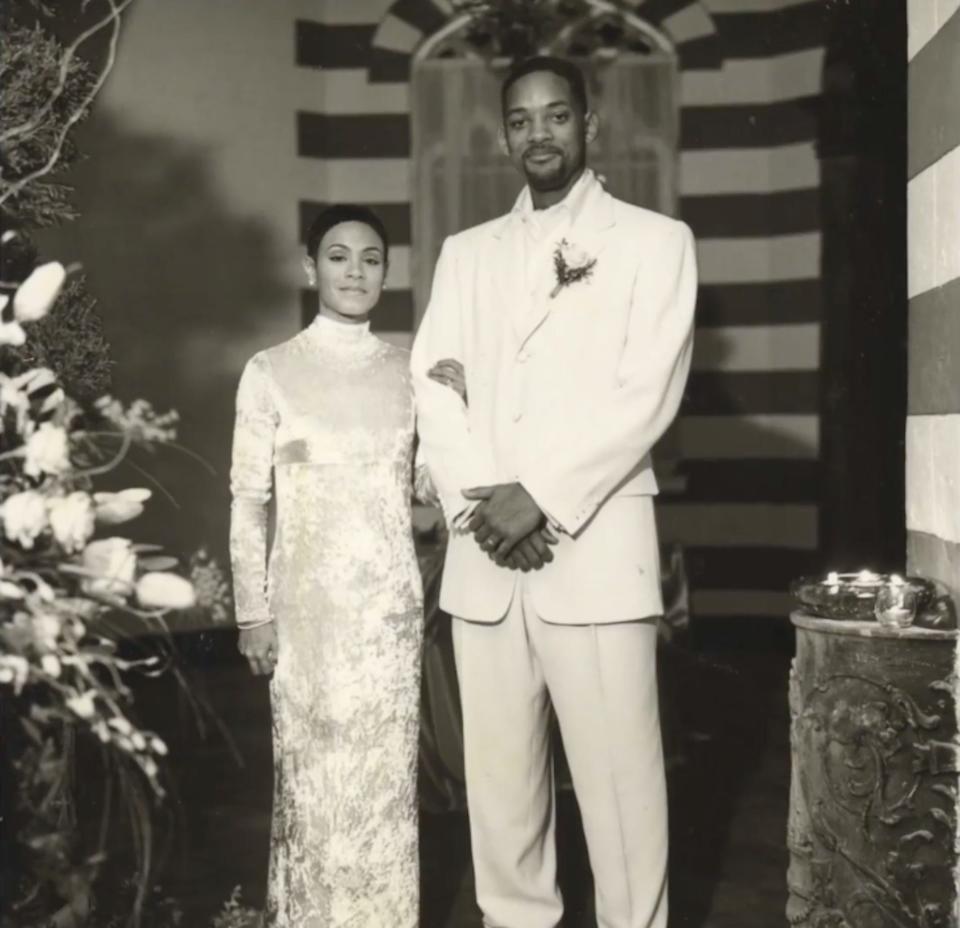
[314,221,387,323]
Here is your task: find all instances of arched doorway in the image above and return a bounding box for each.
[409,3,680,325]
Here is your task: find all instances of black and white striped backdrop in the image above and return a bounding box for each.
[905,0,960,608]
[295,0,831,623]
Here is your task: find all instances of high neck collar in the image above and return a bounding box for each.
[513,167,596,223]
[305,311,372,348]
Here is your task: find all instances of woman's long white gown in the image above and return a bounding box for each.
[229,314,423,927]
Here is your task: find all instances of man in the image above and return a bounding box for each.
[411,56,697,928]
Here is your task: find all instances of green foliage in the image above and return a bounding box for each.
[96,882,186,927]
[0,7,236,928]
[0,17,95,228]
[94,884,261,928]
[0,5,115,399]
[0,246,115,403]
[211,888,262,928]
[18,274,115,401]
[452,0,590,59]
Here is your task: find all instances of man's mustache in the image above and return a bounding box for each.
[524,146,563,158]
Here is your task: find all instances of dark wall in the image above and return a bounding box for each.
[818,0,908,572]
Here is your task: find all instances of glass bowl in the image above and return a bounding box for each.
[790,573,936,622]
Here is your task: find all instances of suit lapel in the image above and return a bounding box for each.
[512,179,617,349]
[491,213,529,332]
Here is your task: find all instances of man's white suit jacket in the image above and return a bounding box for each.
[411,171,697,625]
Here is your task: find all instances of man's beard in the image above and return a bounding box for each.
[523,149,572,191]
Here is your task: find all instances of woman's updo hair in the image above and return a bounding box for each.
[305,204,390,264]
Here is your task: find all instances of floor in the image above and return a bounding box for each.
[98,624,794,927]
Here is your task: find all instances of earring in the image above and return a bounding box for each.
[301,256,317,287]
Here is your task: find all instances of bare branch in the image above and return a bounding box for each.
[0,0,136,146]
[0,0,134,209]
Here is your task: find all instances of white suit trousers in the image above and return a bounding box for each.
[452,584,668,928]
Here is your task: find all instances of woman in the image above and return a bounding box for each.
[229,204,461,927]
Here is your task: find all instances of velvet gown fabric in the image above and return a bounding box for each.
[230,315,423,927]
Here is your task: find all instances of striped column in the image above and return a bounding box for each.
[906,0,960,610]
[907,0,960,902]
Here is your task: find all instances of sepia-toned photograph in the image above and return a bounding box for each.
[1,0,957,926]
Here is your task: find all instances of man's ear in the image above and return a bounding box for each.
[497,123,510,157]
[301,256,317,287]
[585,110,600,146]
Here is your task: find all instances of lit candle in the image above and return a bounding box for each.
[854,569,882,586]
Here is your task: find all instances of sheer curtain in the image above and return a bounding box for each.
[410,53,679,326]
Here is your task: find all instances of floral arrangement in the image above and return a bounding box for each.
[210,888,262,928]
[0,246,234,926]
[0,4,237,925]
[450,0,591,59]
[550,238,597,298]
[447,0,662,65]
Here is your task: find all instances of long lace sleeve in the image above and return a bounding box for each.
[230,353,278,629]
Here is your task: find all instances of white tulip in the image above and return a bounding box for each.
[0,655,30,693]
[0,321,26,347]
[41,654,62,678]
[66,691,97,719]
[32,611,62,650]
[32,577,56,603]
[94,488,152,525]
[48,491,95,553]
[81,537,137,598]
[136,572,196,611]
[13,262,66,322]
[0,580,24,599]
[24,423,70,478]
[2,490,49,548]
[18,367,57,395]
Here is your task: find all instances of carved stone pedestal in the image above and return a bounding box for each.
[787,612,959,927]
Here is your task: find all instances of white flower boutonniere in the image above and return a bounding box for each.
[550,239,597,299]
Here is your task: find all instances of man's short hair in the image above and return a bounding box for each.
[501,56,588,115]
